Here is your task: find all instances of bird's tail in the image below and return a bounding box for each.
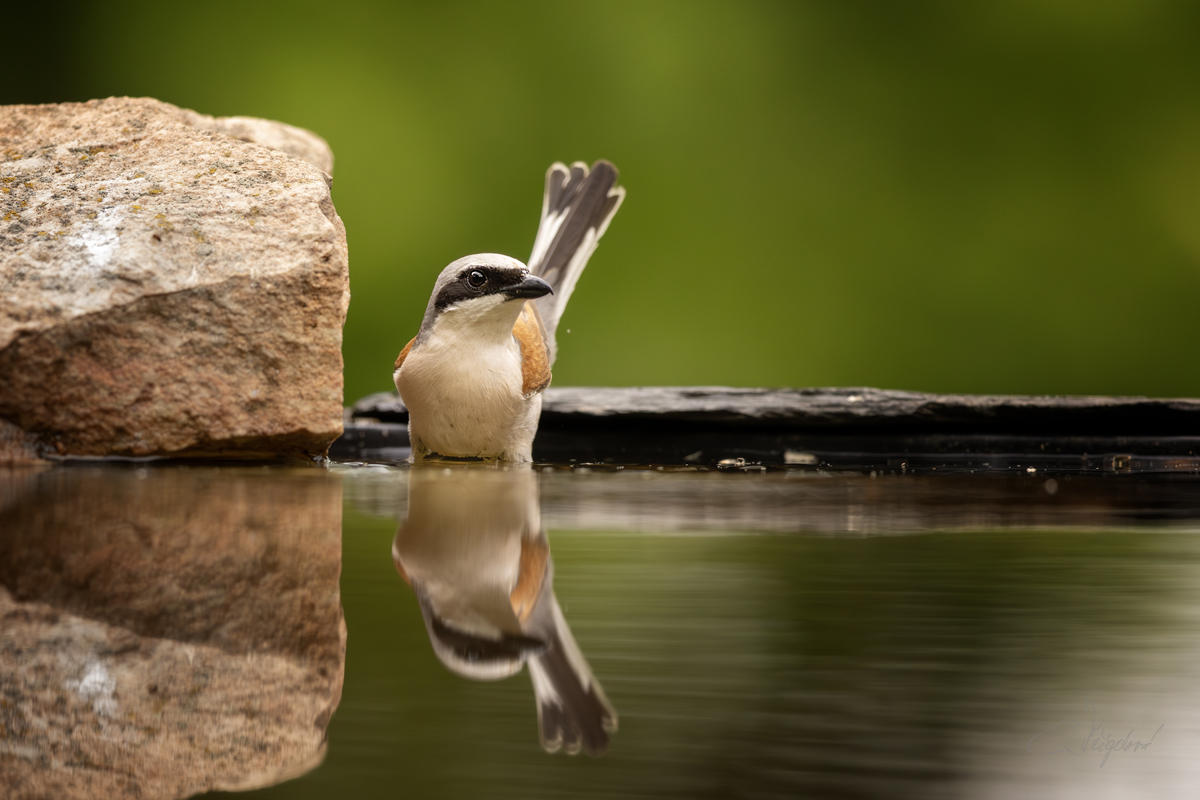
[528,160,625,364]
[526,590,618,756]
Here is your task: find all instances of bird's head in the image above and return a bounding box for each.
[418,253,552,341]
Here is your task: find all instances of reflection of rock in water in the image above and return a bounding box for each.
[0,467,346,800]
[394,463,617,755]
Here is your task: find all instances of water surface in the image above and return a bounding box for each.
[3,465,1199,798]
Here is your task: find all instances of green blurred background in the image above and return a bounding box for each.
[8,0,1200,401]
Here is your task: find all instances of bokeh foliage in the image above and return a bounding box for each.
[7,1,1200,400]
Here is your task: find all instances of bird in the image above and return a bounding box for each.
[392,463,618,755]
[393,160,625,462]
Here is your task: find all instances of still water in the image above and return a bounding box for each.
[3,464,1200,798]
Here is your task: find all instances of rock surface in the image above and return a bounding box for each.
[0,418,39,465]
[0,466,345,799]
[353,386,1200,434]
[343,387,1200,470]
[0,97,349,460]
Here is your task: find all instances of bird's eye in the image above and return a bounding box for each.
[467,270,487,288]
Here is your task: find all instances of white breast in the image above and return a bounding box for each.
[395,304,542,461]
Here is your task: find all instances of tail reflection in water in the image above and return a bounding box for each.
[392,463,617,756]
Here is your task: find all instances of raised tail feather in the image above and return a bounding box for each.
[529,160,625,365]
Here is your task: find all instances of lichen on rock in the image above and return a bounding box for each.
[0,97,349,460]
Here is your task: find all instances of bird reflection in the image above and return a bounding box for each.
[392,463,617,756]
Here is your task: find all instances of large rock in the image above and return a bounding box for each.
[0,97,349,461]
[0,466,346,799]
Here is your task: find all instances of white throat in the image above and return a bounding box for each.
[427,294,525,345]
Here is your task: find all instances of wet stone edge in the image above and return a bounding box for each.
[337,388,1200,474]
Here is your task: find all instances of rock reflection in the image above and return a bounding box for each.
[0,466,345,800]
[393,463,617,755]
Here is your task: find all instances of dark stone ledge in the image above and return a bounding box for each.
[352,387,1200,435]
[339,388,1200,473]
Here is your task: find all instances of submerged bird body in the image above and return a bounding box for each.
[395,259,548,460]
[394,161,624,461]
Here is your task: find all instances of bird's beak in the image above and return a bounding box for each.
[501,275,554,300]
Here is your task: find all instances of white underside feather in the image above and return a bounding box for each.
[396,295,541,461]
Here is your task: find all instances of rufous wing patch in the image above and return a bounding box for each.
[393,552,412,586]
[394,336,415,372]
[513,302,552,397]
[510,534,549,623]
